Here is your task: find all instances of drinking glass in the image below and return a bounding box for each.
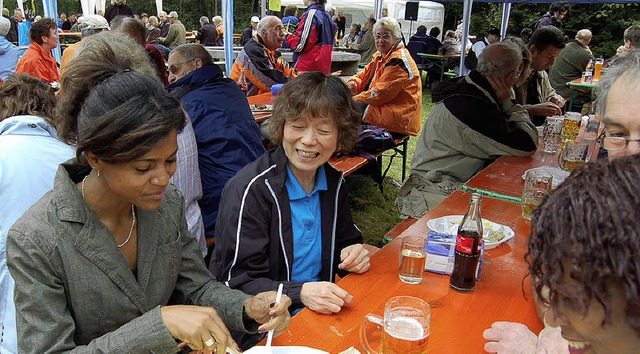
[361,296,430,354]
[541,116,563,153]
[399,236,427,284]
[562,112,582,143]
[593,58,604,82]
[521,170,553,221]
[559,141,590,172]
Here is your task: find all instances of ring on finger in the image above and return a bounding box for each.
[204,337,216,347]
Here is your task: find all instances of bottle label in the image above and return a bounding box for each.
[455,234,482,255]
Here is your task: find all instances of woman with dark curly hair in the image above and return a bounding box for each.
[211,73,370,325]
[485,154,640,353]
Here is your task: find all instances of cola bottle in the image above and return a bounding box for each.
[450,193,483,293]
[237,68,248,96]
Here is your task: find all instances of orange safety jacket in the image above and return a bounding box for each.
[230,35,297,97]
[347,41,423,136]
[16,42,60,84]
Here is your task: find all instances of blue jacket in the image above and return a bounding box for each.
[0,36,18,80]
[167,65,265,238]
[286,3,336,74]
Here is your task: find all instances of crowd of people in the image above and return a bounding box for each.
[0,0,640,353]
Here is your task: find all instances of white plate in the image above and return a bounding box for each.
[251,104,273,113]
[243,346,329,354]
[426,215,515,249]
[521,166,570,189]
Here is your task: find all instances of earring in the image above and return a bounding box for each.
[97,169,100,178]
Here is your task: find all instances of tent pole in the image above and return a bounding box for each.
[501,3,511,39]
[460,0,473,76]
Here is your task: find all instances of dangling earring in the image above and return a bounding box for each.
[97,169,100,178]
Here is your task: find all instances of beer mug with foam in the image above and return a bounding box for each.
[360,296,430,354]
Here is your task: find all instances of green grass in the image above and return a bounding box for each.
[348,84,434,247]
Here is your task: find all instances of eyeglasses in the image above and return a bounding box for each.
[374,33,393,41]
[513,69,522,79]
[597,135,640,151]
[167,59,195,75]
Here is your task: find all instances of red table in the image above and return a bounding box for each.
[462,151,560,202]
[265,190,543,353]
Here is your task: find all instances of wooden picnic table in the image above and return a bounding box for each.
[462,152,559,203]
[566,77,596,111]
[263,190,543,353]
[417,53,460,82]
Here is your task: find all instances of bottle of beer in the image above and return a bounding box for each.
[237,68,248,96]
[450,193,483,292]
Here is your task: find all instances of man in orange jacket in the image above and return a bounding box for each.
[16,18,59,84]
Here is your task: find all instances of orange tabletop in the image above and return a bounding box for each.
[266,190,543,353]
[247,92,274,105]
[463,150,561,202]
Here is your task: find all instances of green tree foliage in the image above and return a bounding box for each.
[441,2,640,59]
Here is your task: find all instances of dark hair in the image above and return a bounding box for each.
[549,1,569,15]
[113,17,147,46]
[170,43,213,66]
[351,23,361,32]
[56,31,165,145]
[416,25,427,34]
[528,26,565,52]
[527,154,640,335]
[0,74,56,126]
[520,28,533,44]
[269,72,361,155]
[429,27,440,38]
[284,4,297,17]
[29,18,56,45]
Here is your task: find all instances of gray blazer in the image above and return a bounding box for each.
[6,160,256,353]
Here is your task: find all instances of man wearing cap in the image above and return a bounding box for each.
[0,15,18,80]
[158,11,186,56]
[230,16,297,96]
[471,28,501,57]
[60,15,110,76]
[15,18,59,84]
[241,16,259,46]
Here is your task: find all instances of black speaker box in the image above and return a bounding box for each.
[405,2,419,21]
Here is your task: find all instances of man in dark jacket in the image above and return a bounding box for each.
[195,16,217,46]
[549,29,593,100]
[104,0,133,24]
[166,44,265,252]
[240,16,259,46]
[2,8,18,44]
[535,1,569,30]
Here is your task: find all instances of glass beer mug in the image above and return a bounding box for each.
[360,296,430,354]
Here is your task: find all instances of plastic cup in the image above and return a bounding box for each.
[399,236,427,284]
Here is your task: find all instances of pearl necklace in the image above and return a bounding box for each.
[81,175,136,248]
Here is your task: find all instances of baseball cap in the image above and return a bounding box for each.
[0,16,9,37]
[168,11,178,18]
[251,16,259,23]
[487,28,501,37]
[78,15,110,31]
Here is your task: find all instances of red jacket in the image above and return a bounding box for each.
[347,41,423,136]
[16,43,60,83]
[286,3,336,74]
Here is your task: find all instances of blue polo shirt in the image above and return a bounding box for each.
[285,165,327,283]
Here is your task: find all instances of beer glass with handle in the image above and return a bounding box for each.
[361,296,430,354]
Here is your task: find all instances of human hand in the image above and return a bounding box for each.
[486,75,513,101]
[300,282,353,314]
[548,96,566,108]
[528,102,562,117]
[330,70,343,76]
[161,305,238,354]
[244,291,292,336]
[338,244,370,274]
[346,81,358,95]
[483,321,538,354]
[537,325,570,354]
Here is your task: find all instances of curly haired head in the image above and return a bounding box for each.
[0,74,57,126]
[269,72,361,155]
[527,154,640,335]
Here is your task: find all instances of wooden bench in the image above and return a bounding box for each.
[329,135,409,192]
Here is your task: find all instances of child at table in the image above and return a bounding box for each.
[483,153,640,354]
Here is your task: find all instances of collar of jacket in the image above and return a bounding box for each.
[166,64,224,92]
